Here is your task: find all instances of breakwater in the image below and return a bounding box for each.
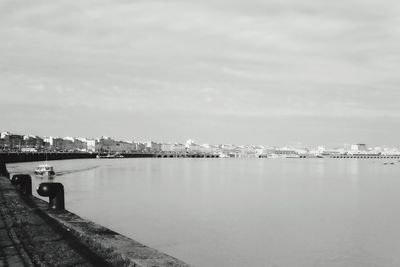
[0,163,189,267]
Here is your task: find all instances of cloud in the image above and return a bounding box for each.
[0,0,400,144]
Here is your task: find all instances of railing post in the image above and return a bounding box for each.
[11,174,32,196]
[37,183,65,210]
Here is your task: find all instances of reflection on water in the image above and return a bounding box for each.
[7,158,400,267]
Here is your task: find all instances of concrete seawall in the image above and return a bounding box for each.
[0,174,190,266]
[0,152,154,164]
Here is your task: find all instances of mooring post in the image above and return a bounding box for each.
[11,174,32,196]
[37,182,65,210]
[0,161,10,178]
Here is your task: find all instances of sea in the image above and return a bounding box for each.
[7,158,400,267]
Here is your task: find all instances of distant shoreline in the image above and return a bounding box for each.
[0,152,154,164]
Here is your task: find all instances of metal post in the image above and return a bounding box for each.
[11,174,32,196]
[37,183,65,210]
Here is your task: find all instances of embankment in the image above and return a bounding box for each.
[0,152,154,163]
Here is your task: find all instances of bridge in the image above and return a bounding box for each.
[330,155,400,159]
[153,152,219,158]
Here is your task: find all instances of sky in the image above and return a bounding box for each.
[1,0,400,146]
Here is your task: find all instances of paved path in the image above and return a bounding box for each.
[0,176,110,267]
[0,213,27,267]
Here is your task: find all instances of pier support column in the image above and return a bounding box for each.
[11,174,32,196]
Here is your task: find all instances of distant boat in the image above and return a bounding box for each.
[34,164,56,177]
[96,153,124,159]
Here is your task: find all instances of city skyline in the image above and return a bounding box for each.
[1,0,400,146]
[1,129,400,151]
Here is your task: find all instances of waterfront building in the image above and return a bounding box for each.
[146,141,162,153]
[210,145,220,154]
[0,132,10,139]
[382,147,400,156]
[23,135,44,150]
[185,140,201,153]
[254,146,265,155]
[1,132,24,151]
[173,143,186,153]
[220,144,237,156]
[161,143,174,152]
[51,137,65,151]
[351,144,368,152]
[114,140,136,153]
[199,144,211,153]
[43,136,53,147]
[61,137,75,151]
[72,138,88,152]
[49,137,85,152]
[86,139,96,152]
[135,142,147,152]
[96,136,116,152]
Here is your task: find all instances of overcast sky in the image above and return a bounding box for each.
[1,0,400,146]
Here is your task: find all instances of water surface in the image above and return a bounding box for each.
[8,158,400,266]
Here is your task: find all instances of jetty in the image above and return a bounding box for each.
[0,162,189,267]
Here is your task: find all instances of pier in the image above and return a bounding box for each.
[153,152,219,158]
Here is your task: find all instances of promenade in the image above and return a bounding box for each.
[0,210,28,266]
[0,174,111,266]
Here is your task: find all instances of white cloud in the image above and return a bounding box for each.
[1,0,400,144]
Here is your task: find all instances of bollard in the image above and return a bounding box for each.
[0,161,10,178]
[37,183,65,210]
[11,174,32,196]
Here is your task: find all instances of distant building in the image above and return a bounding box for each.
[86,139,96,152]
[351,144,367,151]
[136,142,147,152]
[43,136,53,147]
[161,143,174,152]
[0,132,10,139]
[96,137,116,152]
[23,135,44,149]
[1,132,24,150]
[185,140,200,152]
[113,141,136,153]
[199,144,211,153]
[72,138,87,151]
[146,141,162,153]
[61,138,75,151]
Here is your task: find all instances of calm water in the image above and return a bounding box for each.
[7,158,400,266]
